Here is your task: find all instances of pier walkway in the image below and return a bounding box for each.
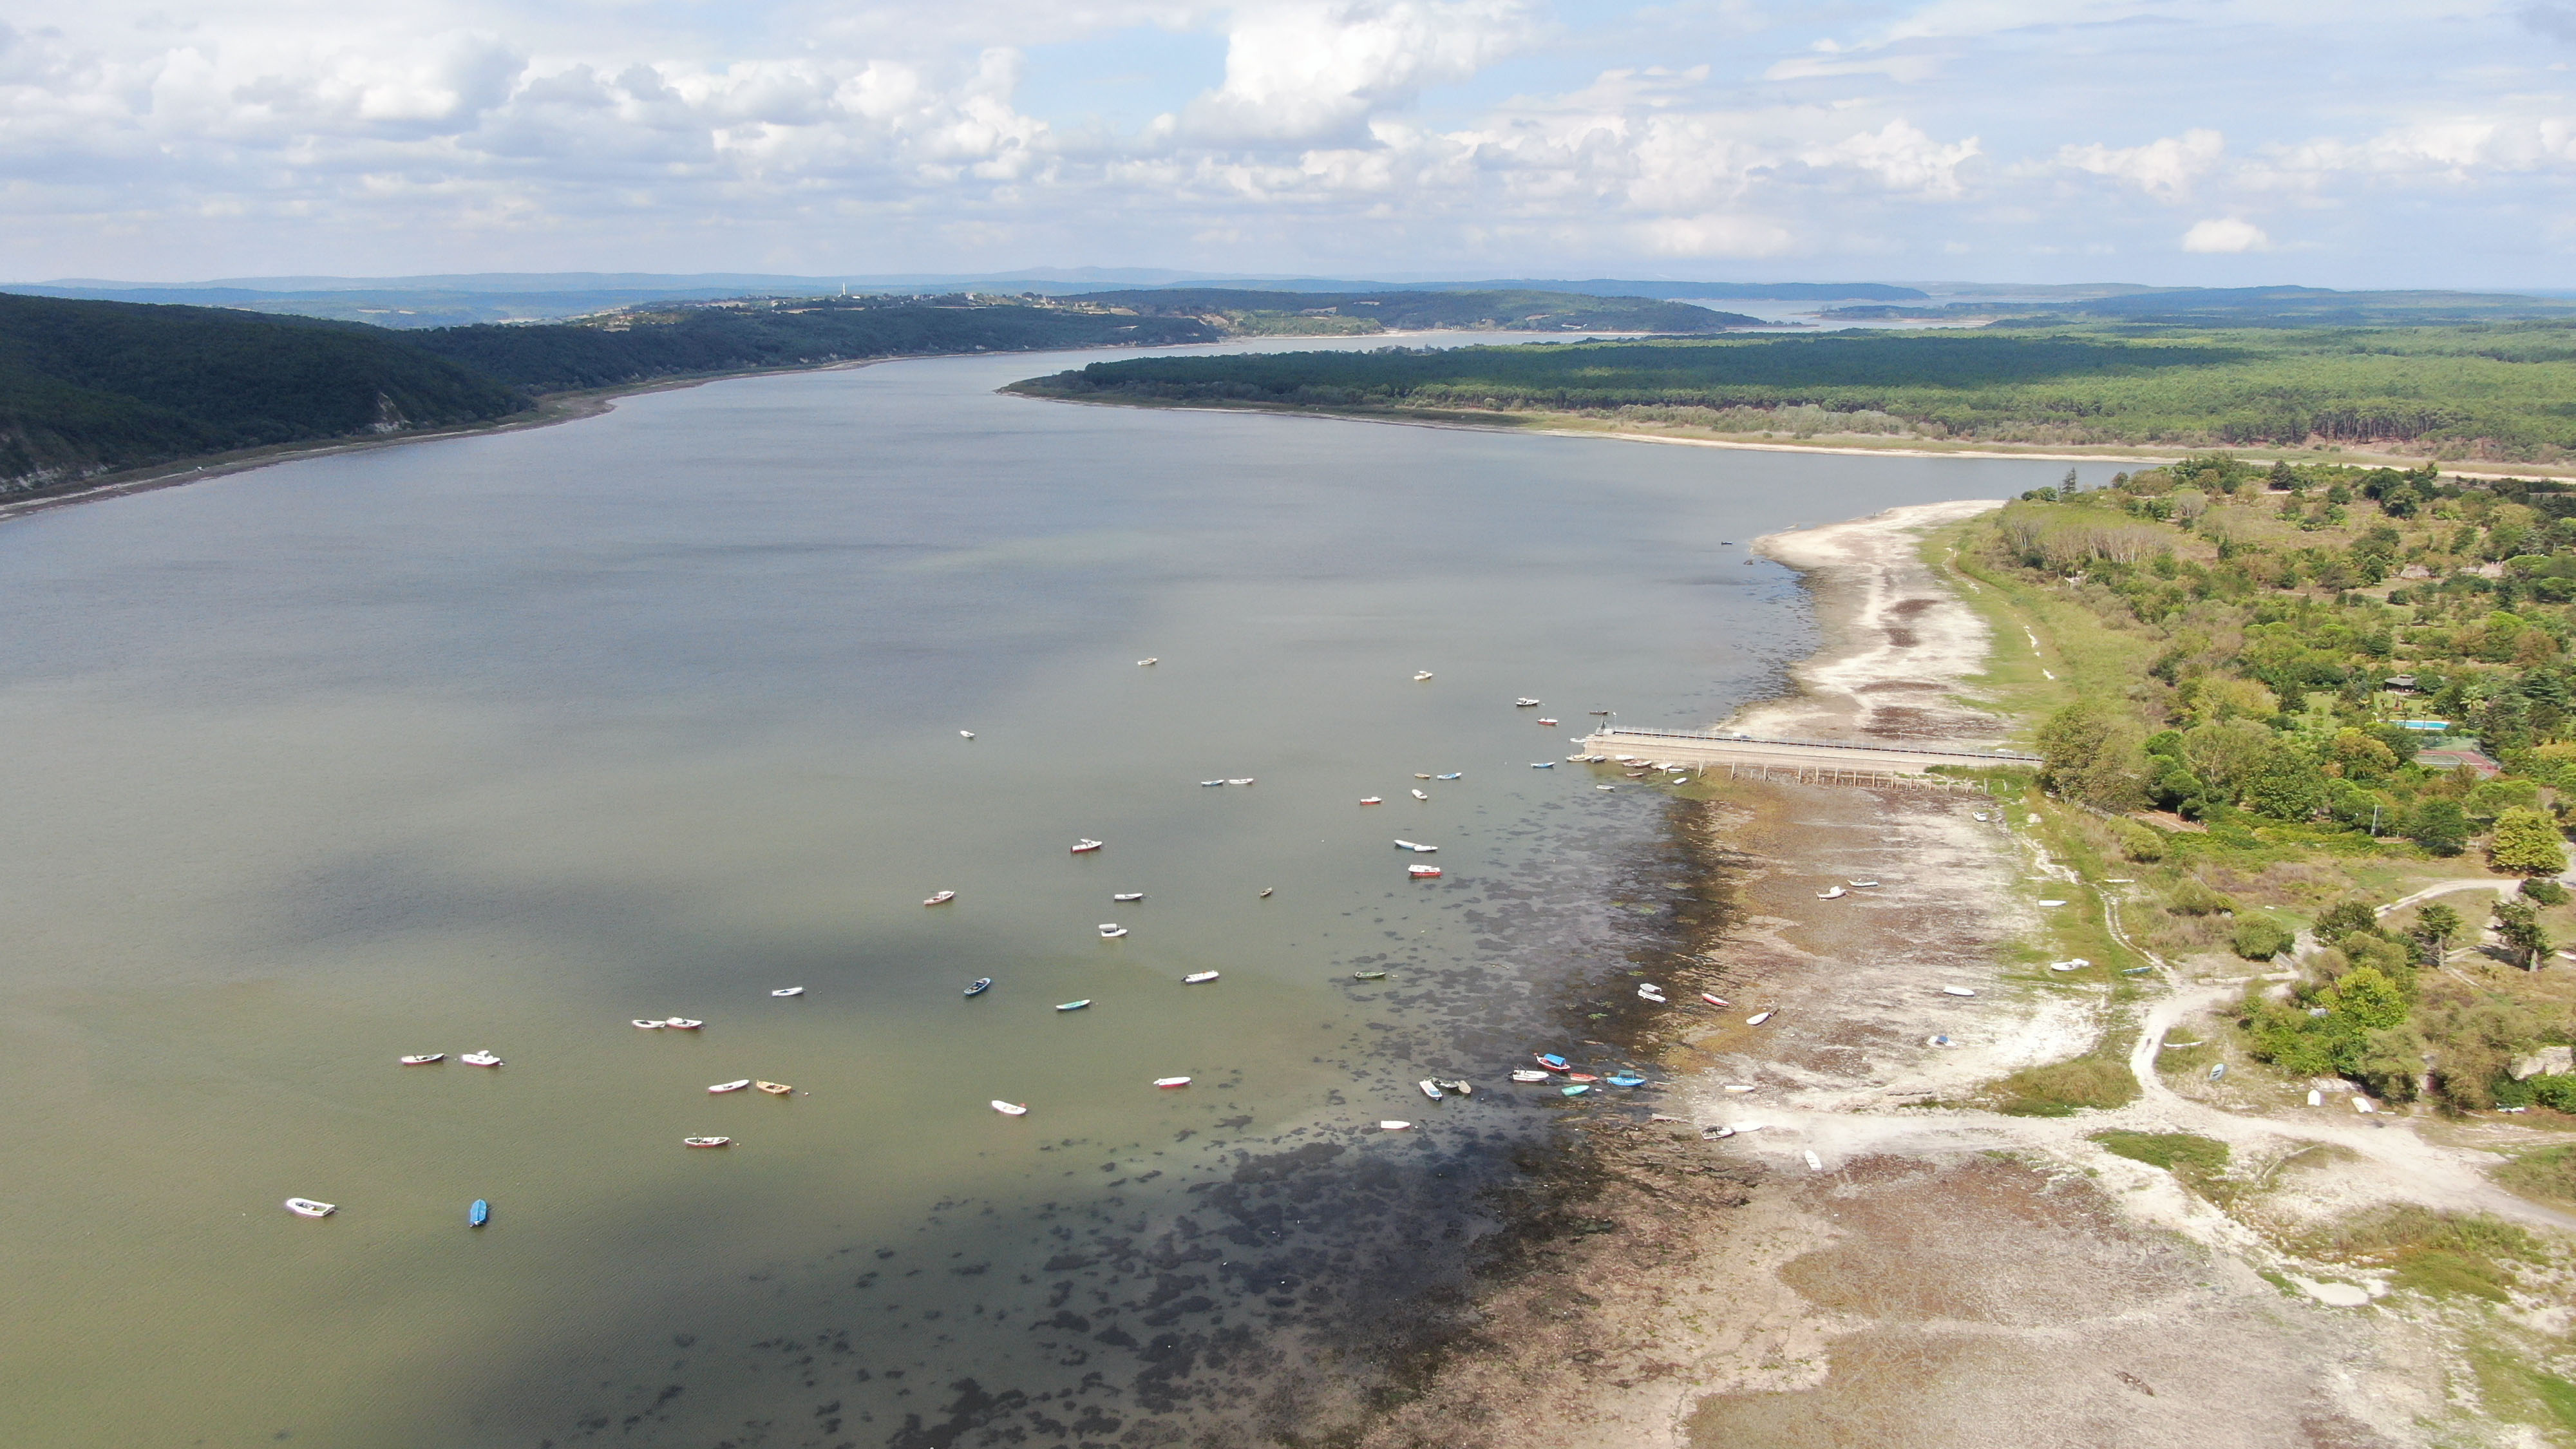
[1580,726,2040,790]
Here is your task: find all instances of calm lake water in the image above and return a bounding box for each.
[0,341,2097,1447]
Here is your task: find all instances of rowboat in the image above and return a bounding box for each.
[632,1019,665,1030]
[964,978,992,996]
[1435,772,1461,780]
[1056,999,1092,1012]
[991,1100,1029,1116]
[1533,1053,1571,1072]
[1359,796,1383,805]
[1418,1080,1443,1101]
[1098,923,1128,938]
[468,1198,489,1228]
[770,987,805,998]
[1745,1010,1773,1026]
[1182,971,1220,983]
[1415,773,1432,779]
[1153,1077,1191,1088]
[1071,838,1103,853]
[1510,1069,1551,1083]
[1566,1073,1599,1083]
[924,891,956,905]
[1413,671,1434,681]
[1407,865,1442,878]
[1560,1084,1591,1097]
[1637,986,1667,1002]
[1202,779,1227,787]
[683,1137,731,1148]
[1589,709,1609,715]
[1537,717,1558,726]
[460,1050,503,1066]
[708,1079,752,1094]
[755,1081,792,1095]
[1818,886,1845,900]
[284,1198,336,1218]
[1410,789,1428,800]
[664,1019,704,1030]
[1701,993,1728,1007]
[1380,1120,1412,1130]
[1605,1072,1649,1088]
[1351,969,1387,980]
[1515,698,1540,707]
[1393,839,1436,852]
[1227,778,1255,786]
[1850,880,1880,889]
[1434,1078,1472,1096]
[1942,986,1977,998]
[1530,761,1555,769]
[399,1053,445,1065]
[1113,892,1144,902]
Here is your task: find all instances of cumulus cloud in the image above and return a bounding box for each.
[2058,128,2222,200]
[1803,120,1980,196]
[2181,216,2269,252]
[1178,0,1538,145]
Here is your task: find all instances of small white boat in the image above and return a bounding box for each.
[1942,986,1976,998]
[1537,717,1558,726]
[1745,1010,1773,1026]
[1258,887,1274,897]
[2038,898,2067,907]
[1530,761,1555,769]
[1850,880,1881,889]
[1435,1078,1472,1095]
[1723,1083,1757,1093]
[1056,999,1092,1012]
[1379,1120,1412,1130]
[960,730,975,739]
[1071,839,1103,853]
[1202,779,1227,787]
[1515,698,1541,707]
[708,1079,752,1094]
[1417,1080,1443,1101]
[1408,865,1442,878]
[1435,772,1461,780]
[1804,1150,1824,1172]
[284,1198,336,1218]
[1393,839,1436,853]
[460,1050,503,1066]
[1183,971,1220,983]
[1227,777,1255,786]
[992,1100,1029,1116]
[632,1018,665,1030]
[1153,1076,1191,1088]
[1098,923,1128,938]
[1700,993,1728,1007]
[1410,788,1428,800]
[399,1052,445,1065]
[1596,784,1615,791]
[664,1018,703,1031]
[1927,1034,1953,1047]
[2047,961,2079,972]
[1510,1069,1552,1083]
[683,1136,731,1148]
[770,987,805,998]
[1112,891,1144,902]
[1637,985,1667,1002]
[755,1080,792,1095]
[1359,796,1383,805]
[1413,671,1434,681]
[1705,1124,1736,1139]
[1137,658,1158,666]
[1817,886,1845,900]
[924,890,957,906]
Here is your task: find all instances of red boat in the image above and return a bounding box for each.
[1407,865,1441,878]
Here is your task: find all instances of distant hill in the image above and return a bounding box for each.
[1063,289,1759,333]
[0,293,526,497]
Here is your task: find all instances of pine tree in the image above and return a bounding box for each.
[2488,806,2568,877]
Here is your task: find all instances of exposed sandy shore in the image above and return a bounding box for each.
[1355,502,2575,1449]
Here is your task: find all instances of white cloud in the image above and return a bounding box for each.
[1803,120,1980,196]
[1179,1,1537,145]
[2181,216,2269,252]
[2058,128,2222,200]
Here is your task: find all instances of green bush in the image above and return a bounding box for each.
[2519,876,2568,905]
[2113,820,2167,862]
[2167,877,2237,916]
[2232,916,2296,960]
[2092,1130,2231,1180]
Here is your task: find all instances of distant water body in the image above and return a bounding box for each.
[0,339,2093,1446]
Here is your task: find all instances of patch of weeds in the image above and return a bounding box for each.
[1987,1054,2140,1115]
[2468,1344,2576,1438]
[2091,1130,2231,1180]
[2300,1206,2544,1303]
[2154,1038,2220,1081]
[2497,1145,2576,1211]
[2255,1267,2300,1297]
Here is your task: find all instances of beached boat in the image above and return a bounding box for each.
[1227,778,1255,786]
[1071,839,1103,853]
[992,1100,1030,1116]
[1722,1083,1757,1093]
[1560,1084,1591,1097]
[469,1198,489,1228]
[664,1018,703,1030]
[1745,1010,1773,1026]
[1435,772,1461,780]
[924,890,956,905]
[1510,1069,1551,1083]
[1393,839,1436,852]
[755,1080,792,1095]
[1434,1078,1472,1096]
[1817,886,1845,900]
[1056,999,1092,1012]
[284,1198,336,1218]
[1410,788,1428,800]
[708,1079,752,1094]
[1637,985,1667,1002]
[683,1136,732,1148]
[1605,1072,1649,1088]
[1941,986,1977,998]
[770,987,805,998]
[1927,1034,1953,1047]
[1566,1072,1599,1083]
[399,1053,445,1065]
[1537,717,1558,726]
[1530,761,1555,769]
[1359,796,1383,805]
[1850,880,1880,889]
[1413,671,1434,681]
[1098,923,1128,938]
[1418,1079,1443,1101]
[1596,784,1615,791]
[1804,1151,1824,1172]
[1700,993,1728,1007]
[1153,1076,1191,1088]
[1379,1120,1412,1130]
[964,977,992,996]
[1182,970,1220,984]
[460,1050,503,1066]
[1533,1053,1571,1072]
[1407,865,1442,878]
[1352,969,1387,980]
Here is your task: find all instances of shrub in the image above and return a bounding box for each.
[2166,877,2237,916]
[2313,898,2380,942]
[2489,806,2569,877]
[2092,1130,2230,1181]
[2521,877,2569,906]
[2232,916,2296,960]
[2114,820,2167,862]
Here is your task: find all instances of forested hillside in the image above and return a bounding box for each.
[1059,289,1754,335]
[1011,325,2576,460]
[0,293,526,496]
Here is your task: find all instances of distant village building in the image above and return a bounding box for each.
[2383,674,2420,693]
[2396,564,2434,580]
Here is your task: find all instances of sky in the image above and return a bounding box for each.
[5,0,2576,287]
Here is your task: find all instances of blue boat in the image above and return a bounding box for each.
[1533,1052,1570,1071]
[1605,1073,1649,1088]
[1055,999,1092,1012]
[1530,761,1556,769]
[468,1199,489,1228]
[963,978,992,997]
[1435,772,1462,781]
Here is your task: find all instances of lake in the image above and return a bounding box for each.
[0,341,2096,1446]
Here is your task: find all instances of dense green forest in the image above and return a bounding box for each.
[1010,325,2576,460]
[1059,289,1753,335]
[0,293,526,496]
[1981,460,2576,1115]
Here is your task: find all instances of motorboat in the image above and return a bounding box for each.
[683,1136,732,1148]
[1942,986,1977,998]
[1407,865,1442,878]
[1533,1053,1571,1072]
[1700,993,1728,1007]
[664,1019,704,1030]
[1137,658,1158,666]
[1516,698,1541,707]
[1153,1076,1191,1088]
[1596,784,1615,791]
[991,1100,1029,1116]
[285,1198,336,1218]
[1071,839,1104,853]
[1537,717,1558,726]
[399,1053,445,1065]
[1510,1069,1552,1083]
[1850,880,1881,889]
[1605,1073,1648,1088]
[460,1051,504,1066]
[755,1081,793,1095]
[1098,923,1128,938]
[1227,778,1255,786]
[964,978,993,996]
[1182,971,1220,984]
[1637,985,1667,1002]
[1435,772,1462,781]
[1418,1079,1443,1101]
[1530,761,1555,769]
[468,1199,489,1228]
[960,730,975,739]
[1359,797,1383,805]
[1589,709,1610,715]
[1112,891,1144,902]
[770,987,805,998]
[1410,789,1428,800]
[1379,1120,1412,1130]
[1393,839,1437,852]
[1434,1078,1472,1096]
[1056,999,1092,1012]
[708,1079,752,1094]
[1818,886,1845,900]
[924,890,956,905]
[1202,779,1227,787]
[632,1019,665,1030]
[1351,969,1388,980]
[1413,671,1434,681]
[1745,1010,1774,1026]
[1258,887,1274,898]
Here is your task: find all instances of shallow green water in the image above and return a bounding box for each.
[0,343,2096,1446]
